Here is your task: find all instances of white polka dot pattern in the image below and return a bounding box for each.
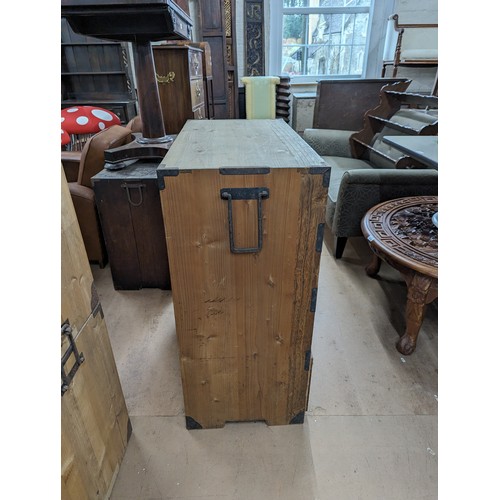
[61,105,121,135]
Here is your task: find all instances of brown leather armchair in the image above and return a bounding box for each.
[66,125,133,267]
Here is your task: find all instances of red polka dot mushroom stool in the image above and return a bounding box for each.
[61,128,71,147]
[61,105,121,151]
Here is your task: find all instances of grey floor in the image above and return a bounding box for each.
[92,235,438,500]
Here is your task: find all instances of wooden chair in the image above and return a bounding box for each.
[312,78,410,131]
[382,14,438,78]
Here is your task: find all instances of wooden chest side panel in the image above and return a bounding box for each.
[160,168,327,427]
[93,179,142,289]
[61,167,95,329]
[287,171,326,420]
[61,314,129,499]
[130,180,171,289]
[61,169,130,498]
[94,178,170,290]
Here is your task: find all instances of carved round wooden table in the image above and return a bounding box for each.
[361,196,438,355]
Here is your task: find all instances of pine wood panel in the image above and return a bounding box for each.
[158,120,328,428]
[162,119,324,169]
[61,167,130,498]
[61,167,96,333]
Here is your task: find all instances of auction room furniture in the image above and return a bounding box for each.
[61,18,138,125]
[152,44,206,134]
[162,41,216,119]
[329,169,438,259]
[382,135,438,169]
[302,83,438,259]
[92,161,171,290]
[382,14,438,78]
[312,78,409,131]
[361,195,438,355]
[157,119,330,429]
[62,0,193,164]
[67,125,133,267]
[61,167,130,498]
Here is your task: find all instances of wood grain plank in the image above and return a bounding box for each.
[61,168,130,498]
[159,119,326,170]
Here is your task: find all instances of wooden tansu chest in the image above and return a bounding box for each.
[61,168,130,498]
[157,119,330,429]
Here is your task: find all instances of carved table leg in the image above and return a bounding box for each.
[397,271,436,355]
[365,254,382,277]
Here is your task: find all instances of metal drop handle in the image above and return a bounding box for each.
[220,187,270,254]
[121,182,146,207]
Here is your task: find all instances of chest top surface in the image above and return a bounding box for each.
[158,119,326,171]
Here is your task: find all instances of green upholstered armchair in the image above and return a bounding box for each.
[330,169,438,258]
[302,126,438,259]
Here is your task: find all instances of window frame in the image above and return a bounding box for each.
[269,0,395,83]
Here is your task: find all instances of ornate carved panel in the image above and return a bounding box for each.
[244,0,265,76]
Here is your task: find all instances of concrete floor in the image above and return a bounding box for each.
[92,235,438,500]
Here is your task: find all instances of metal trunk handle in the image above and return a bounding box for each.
[220,187,270,254]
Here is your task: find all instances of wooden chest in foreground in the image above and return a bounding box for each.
[61,168,130,497]
[158,119,330,429]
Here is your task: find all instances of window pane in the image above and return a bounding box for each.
[283,0,309,7]
[281,12,368,76]
[283,0,371,7]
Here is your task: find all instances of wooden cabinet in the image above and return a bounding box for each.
[163,41,216,119]
[61,18,137,124]
[61,167,130,498]
[92,162,171,290]
[157,119,330,429]
[153,45,206,135]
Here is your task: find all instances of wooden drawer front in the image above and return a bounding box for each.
[190,79,205,108]
[193,105,206,120]
[170,8,192,40]
[189,49,203,78]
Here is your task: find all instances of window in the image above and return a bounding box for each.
[270,0,392,82]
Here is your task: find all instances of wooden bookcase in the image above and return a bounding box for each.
[61,18,137,124]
